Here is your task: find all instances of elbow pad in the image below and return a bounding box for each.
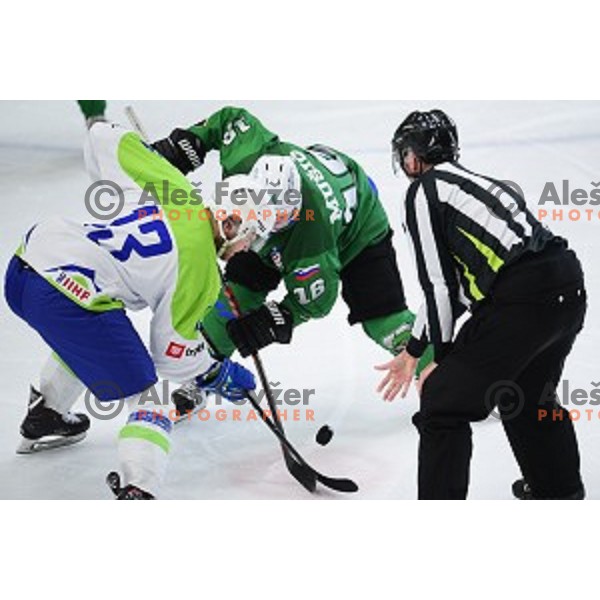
[225,251,282,292]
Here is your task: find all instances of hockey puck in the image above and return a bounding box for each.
[316,425,334,446]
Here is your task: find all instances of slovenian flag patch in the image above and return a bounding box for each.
[294,264,320,282]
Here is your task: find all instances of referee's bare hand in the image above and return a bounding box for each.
[375,350,418,402]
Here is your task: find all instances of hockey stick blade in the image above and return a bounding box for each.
[284,453,317,493]
[246,392,358,493]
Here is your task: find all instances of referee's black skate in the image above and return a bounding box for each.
[512,478,585,500]
[17,386,90,454]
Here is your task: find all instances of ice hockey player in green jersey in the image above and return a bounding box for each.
[152,106,432,380]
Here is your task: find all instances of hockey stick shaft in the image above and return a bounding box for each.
[124,105,150,142]
[219,276,317,492]
[221,279,284,431]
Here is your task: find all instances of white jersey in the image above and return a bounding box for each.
[18,122,221,383]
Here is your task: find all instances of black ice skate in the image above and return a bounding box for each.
[512,478,585,500]
[171,382,207,425]
[16,386,90,454]
[106,471,154,500]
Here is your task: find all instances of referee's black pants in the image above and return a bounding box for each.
[413,244,586,499]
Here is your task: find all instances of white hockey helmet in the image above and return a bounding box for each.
[216,154,302,242]
[250,154,302,212]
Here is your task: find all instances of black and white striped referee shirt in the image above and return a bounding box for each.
[404,162,557,362]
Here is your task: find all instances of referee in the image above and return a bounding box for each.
[376,110,587,499]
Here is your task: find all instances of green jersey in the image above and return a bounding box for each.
[189,106,390,330]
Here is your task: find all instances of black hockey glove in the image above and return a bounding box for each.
[151,128,206,175]
[226,301,293,357]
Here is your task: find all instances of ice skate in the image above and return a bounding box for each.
[171,382,207,425]
[16,386,90,454]
[106,471,154,500]
[512,478,585,500]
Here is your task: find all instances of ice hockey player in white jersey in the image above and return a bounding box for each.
[4,120,256,499]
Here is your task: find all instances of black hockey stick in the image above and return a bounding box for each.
[245,390,358,493]
[221,275,358,492]
[220,276,317,492]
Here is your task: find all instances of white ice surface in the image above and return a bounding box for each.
[1,100,599,499]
